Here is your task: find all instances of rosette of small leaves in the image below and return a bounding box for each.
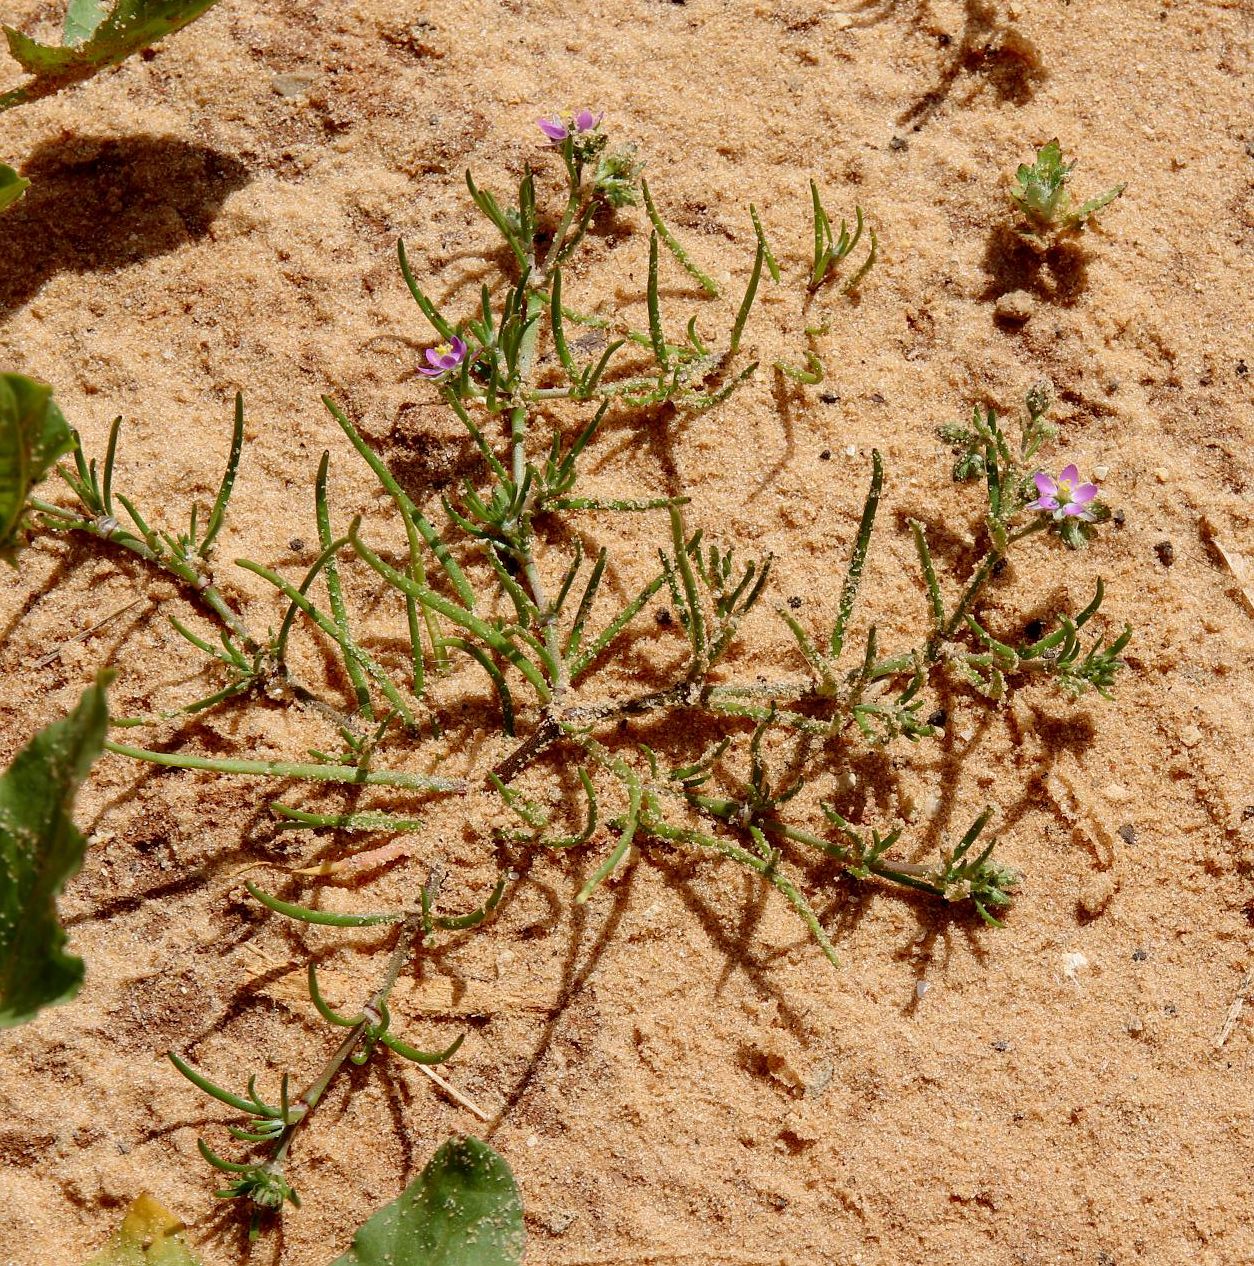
[958,579,1132,701]
[937,384,1110,546]
[938,383,1056,519]
[820,807,1018,927]
[1009,139,1125,235]
[32,399,248,637]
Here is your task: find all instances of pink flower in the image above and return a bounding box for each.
[417,335,467,379]
[536,109,603,144]
[1028,464,1099,519]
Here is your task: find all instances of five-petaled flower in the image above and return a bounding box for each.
[537,109,603,143]
[1028,464,1098,519]
[418,335,468,379]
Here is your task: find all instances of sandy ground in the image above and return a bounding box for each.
[1,0,1252,1263]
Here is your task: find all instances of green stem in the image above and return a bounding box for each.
[104,740,463,791]
[31,497,256,651]
[271,913,427,1168]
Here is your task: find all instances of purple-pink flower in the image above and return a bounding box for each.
[418,335,467,379]
[536,109,603,143]
[1028,464,1098,519]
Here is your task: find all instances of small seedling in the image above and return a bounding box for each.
[1009,139,1125,233]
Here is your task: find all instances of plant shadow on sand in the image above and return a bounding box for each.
[855,0,1048,132]
[0,133,250,319]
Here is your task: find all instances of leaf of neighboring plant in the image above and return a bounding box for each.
[1071,181,1126,227]
[0,673,110,1028]
[2,0,223,106]
[64,0,112,45]
[0,161,30,212]
[0,373,75,563]
[331,1137,525,1266]
[83,1193,203,1266]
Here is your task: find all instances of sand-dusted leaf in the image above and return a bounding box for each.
[83,1193,203,1265]
[2,0,222,105]
[0,674,109,1028]
[331,1136,524,1266]
[0,161,29,211]
[0,373,75,563]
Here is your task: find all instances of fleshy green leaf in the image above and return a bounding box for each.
[0,161,30,212]
[0,372,75,564]
[64,0,111,46]
[0,674,109,1028]
[331,1137,525,1266]
[2,0,222,106]
[82,1193,203,1266]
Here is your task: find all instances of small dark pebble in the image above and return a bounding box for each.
[1024,619,1045,640]
[1242,805,1254,820]
[1112,508,1126,527]
[289,538,304,552]
[991,1039,1011,1052]
[1237,359,1248,376]
[819,391,840,404]
[1164,1003,1178,1016]
[819,449,832,461]
[1132,948,1148,962]
[927,708,947,728]
[655,608,673,627]
[870,391,887,404]
[937,31,952,46]
[991,558,1008,577]
[1243,900,1254,926]
[787,596,803,609]
[1154,540,1175,567]
[889,135,909,152]
[1117,823,1137,846]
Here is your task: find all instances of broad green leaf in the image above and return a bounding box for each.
[83,1193,203,1266]
[2,0,223,106]
[331,1137,525,1266]
[0,161,29,212]
[0,674,109,1028]
[0,373,75,563]
[65,0,111,46]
